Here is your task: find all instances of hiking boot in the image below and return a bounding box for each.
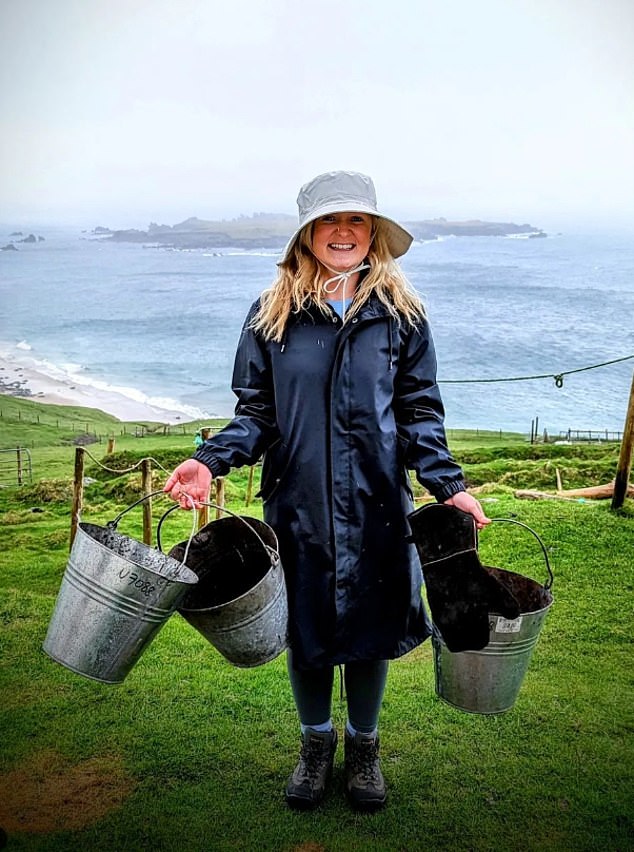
[344,730,387,811]
[285,728,338,810]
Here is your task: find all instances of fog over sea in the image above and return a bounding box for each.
[1,227,633,436]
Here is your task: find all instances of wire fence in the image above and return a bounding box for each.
[558,429,623,442]
[0,407,194,437]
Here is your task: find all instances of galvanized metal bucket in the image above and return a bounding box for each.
[162,503,288,668]
[43,492,199,684]
[433,518,554,714]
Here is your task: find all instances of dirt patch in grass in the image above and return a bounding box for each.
[0,750,135,835]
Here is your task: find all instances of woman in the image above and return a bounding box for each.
[164,170,489,811]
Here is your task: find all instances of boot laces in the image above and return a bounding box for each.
[298,737,330,783]
[352,739,381,783]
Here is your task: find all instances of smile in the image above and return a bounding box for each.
[328,243,355,250]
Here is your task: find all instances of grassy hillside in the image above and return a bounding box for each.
[0,395,122,446]
[0,396,631,850]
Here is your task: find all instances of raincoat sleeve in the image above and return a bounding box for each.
[193,306,278,477]
[394,318,466,503]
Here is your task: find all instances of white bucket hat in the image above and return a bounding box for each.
[280,170,413,264]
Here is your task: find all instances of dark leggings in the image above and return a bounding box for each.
[287,651,389,734]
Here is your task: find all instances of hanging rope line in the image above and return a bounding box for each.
[82,448,170,475]
[439,354,634,388]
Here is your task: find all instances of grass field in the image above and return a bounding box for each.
[0,397,632,851]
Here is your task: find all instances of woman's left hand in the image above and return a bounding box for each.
[443,490,491,530]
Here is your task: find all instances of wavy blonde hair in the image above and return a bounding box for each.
[251,218,425,342]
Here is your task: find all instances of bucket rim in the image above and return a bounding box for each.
[157,504,280,565]
[483,563,555,611]
[191,508,280,559]
[488,596,554,619]
[196,513,279,548]
[77,522,199,586]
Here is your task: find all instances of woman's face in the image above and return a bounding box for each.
[311,212,373,272]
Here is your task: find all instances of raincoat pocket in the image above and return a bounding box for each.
[257,440,292,502]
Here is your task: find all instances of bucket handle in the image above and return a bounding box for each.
[107,489,199,570]
[487,518,554,590]
[155,500,281,568]
[107,489,178,529]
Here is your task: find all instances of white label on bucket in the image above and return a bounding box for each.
[495,616,522,633]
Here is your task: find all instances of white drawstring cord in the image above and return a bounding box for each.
[322,262,370,294]
[322,262,370,321]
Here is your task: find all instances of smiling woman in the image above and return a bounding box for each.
[163,169,488,813]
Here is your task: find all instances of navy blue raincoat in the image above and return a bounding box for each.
[194,294,466,669]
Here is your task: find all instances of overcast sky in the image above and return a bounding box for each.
[1,0,633,229]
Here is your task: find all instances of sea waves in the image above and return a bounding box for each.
[0,340,211,423]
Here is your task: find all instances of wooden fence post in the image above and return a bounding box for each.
[70,447,85,550]
[107,436,116,454]
[612,371,634,510]
[245,464,255,506]
[197,475,215,527]
[215,478,225,518]
[197,504,210,530]
[16,447,23,486]
[141,459,153,545]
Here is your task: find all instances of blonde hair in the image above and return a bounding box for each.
[252,219,425,341]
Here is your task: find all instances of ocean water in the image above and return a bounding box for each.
[1,227,633,434]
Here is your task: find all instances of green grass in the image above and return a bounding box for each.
[0,398,632,851]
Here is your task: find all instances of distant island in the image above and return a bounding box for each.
[1,233,46,251]
[92,214,545,250]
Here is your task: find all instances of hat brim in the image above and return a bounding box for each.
[279,202,413,264]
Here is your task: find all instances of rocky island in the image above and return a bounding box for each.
[1,232,46,251]
[93,213,544,250]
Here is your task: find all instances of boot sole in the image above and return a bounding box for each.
[284,764,334,810]
[346,790,387,812]
[285,792,324,811]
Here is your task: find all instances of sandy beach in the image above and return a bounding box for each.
[0,351,198,424]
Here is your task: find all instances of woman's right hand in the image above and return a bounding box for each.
[163,459,212,509]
